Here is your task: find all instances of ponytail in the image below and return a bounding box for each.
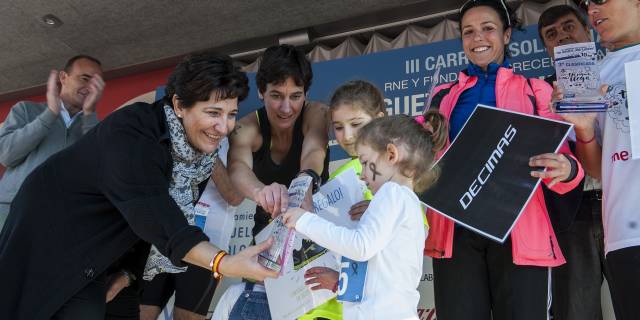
[422,109,448,153]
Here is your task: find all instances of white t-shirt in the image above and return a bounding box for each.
[597,44,640,254]
[296,182,425,320]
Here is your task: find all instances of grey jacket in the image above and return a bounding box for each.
[0,101,98,219]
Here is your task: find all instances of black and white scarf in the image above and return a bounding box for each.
[143,105,216,280]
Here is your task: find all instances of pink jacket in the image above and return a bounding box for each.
[425,67,584,267]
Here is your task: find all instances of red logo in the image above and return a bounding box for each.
[611,150,631,163]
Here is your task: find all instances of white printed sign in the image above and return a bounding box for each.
[197,180,237,250]
[553,42,607,112]
[227,200,255,254]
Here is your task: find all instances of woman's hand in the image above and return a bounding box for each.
[218,238,279,281]
[105,272,130,303]
[348,200,370,221]
[304,267,339,291]
[529,153,572,187]
[255,183,289,217]
[282,207,307,228]
[550,81,601,133]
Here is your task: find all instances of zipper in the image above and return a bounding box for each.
[549,236,557,259]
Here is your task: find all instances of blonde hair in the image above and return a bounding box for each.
[329,80,387,117]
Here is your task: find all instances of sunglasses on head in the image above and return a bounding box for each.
[579,0,608,10]
[459,0,512,27]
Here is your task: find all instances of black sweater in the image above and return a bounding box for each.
[0,100,208,319]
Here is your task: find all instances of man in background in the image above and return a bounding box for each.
[0,55,104,229]
[538,5,609,320]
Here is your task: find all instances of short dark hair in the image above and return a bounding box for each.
[164,51,249,109]
[64,55,102,73]
[538,5,589,42]
[255,44,313,94]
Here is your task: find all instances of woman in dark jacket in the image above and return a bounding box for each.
[0,52,277,320]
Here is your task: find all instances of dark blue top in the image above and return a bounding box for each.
[448,60,510,141]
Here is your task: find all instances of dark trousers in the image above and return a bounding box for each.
[605,246,640,320]
[51,273,141,320]
[551,196,610,320]
[433,228,550,320]
[51,274,108,320]
[140,262,218,315]
[105,286,140,320]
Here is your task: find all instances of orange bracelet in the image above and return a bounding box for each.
[210,251,228,280]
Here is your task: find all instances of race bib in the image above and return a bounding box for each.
[194,201,210,230]
[337,256,368,302]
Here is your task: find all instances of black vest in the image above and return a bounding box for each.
[251,105,329,236]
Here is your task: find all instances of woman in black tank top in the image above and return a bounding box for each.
[227,44,330,238]
[251,103,329,235]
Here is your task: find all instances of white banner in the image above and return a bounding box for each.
[197,179,236,250]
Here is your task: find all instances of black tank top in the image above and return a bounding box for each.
[251,105,329,236]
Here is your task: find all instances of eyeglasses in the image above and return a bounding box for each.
[460,0,512,27]
[579,0,608,11]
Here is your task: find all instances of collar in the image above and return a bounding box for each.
[466,59,511,77]
[156,100,172,143]
[59,101,83,128]
[458,60,514,88]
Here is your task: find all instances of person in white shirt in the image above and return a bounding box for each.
[554,1,640,319]
[283,115,441,320]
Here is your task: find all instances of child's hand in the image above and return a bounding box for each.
[282,207,306,228]
[348,200,370,221]
[304,267,339,291]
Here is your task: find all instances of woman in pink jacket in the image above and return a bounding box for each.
[422,1,584,319]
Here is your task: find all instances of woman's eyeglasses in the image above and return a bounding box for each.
[579,0,608,11]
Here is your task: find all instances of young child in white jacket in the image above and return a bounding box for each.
[283,114,441,320]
